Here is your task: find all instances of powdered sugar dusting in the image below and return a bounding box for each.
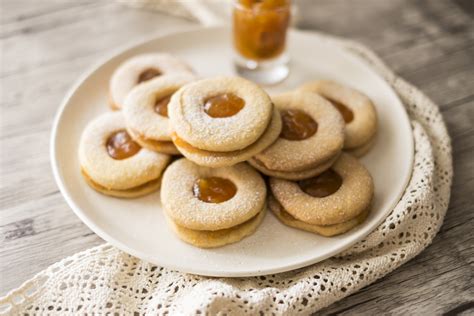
[172,108,282,168]
[168,77,273,152]
[79,112,170,190]
[254,91,344,172]
[161,159,267,231]
[123,73,196,141]
[299,80,377,149]
[110,53,194,109]
[270,153,373,226]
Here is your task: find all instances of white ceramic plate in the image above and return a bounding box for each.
[51,27,413,277]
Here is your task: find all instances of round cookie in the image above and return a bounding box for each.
[249,153,340,181]
[251,91,344,178]
[109,53,194,110]
[165,209,265,248]
[171,107,282,168]
[79,112,170,198]
[269,196,369,236]
[161,158,267,231]
[270,153,373,226]
[299,80,377,154]
[123,74,196,155]
[168,76,273,152]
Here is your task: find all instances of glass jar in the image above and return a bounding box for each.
[233,0,291,85]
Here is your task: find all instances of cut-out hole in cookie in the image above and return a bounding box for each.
[193,177,237,203]
[298,169,342,197]
[137,68,162,84]
[204,93,245,118]
[280,109,318,141]
[106,130,141,160]
[154,94,172,117]
[325,98,354,123]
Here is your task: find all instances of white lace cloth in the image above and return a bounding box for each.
[0,31,452,315]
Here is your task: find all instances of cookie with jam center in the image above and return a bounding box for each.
[79,112,170,198]
[169,76,273,152]
[249,91,344,180]
[123,74,196,155]
[299,80,377,156]
[270,153,373,226]
[161,159,267,247]
[168,76,281,167]
[109,53,194,110]
[171,106,282,168]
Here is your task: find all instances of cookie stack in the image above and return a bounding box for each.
[78,53,378,248]
[268,153,373,236]
[168,76,282,167]
[300,80,378,157]
[79,112,170,198]
[161,159,267,248]
[249,91,345,180]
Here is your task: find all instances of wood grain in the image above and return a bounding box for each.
[1,0,473,315]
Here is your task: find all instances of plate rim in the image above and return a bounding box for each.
[50,26,414,277]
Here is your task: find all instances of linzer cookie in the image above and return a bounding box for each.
[123,74,196,155]
[249,91,344,180]
[269,153,373,236]
[79,112,170,198]
[169,76,282,167]
[269,196,369,237]
[299,80,377,157]
[161,159,266,248]
[109,53,194,110]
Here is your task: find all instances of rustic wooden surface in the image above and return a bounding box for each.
[1,0,473,314]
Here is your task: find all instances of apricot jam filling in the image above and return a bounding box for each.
[172,134,199,153]
[280,109,318,141]
[298,169,343,198]
[106,130,141,160]
[233,0,290,60]
[137,68,161,84]
[154,94,172,117]
[204,93,245,118]
[193,177,237,203]
[326,98,354,123]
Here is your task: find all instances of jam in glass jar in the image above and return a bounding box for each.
[233,0,291,85]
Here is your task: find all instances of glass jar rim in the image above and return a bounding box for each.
[232,0,291,12]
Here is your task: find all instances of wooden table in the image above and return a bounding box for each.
[1,0,473,314]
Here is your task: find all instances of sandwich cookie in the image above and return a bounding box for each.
[169,76,281,168]
[269,196,369,237]
[124,74,196,155]
[79,112,170,198]
[109,53,194,110]
[249,91,344,180]
[269,153,373,236]
[161,158,266,248]
[299,80,377,156]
